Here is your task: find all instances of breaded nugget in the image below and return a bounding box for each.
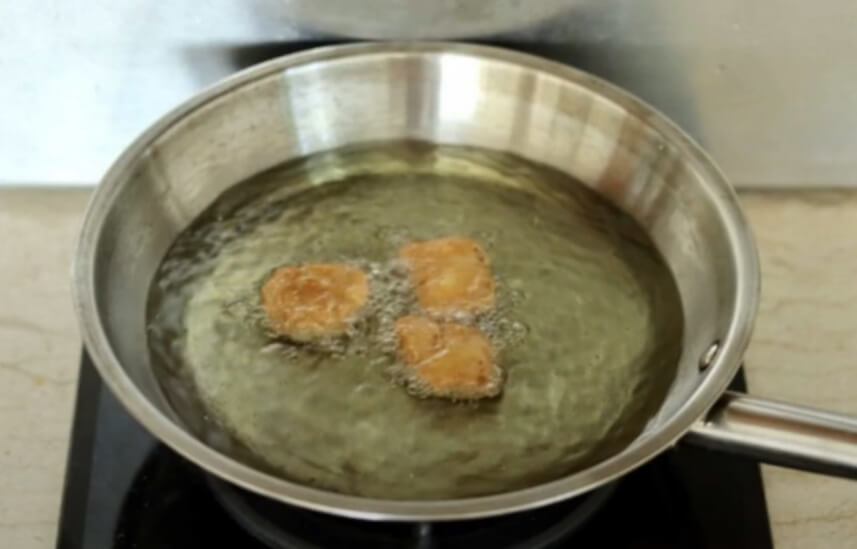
[260,263,369,341]
[394,315,502,400]
[399,236,495,317]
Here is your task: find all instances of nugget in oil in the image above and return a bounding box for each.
[394,315,502,400]
[399,236,496,317]
[259,263,369,342]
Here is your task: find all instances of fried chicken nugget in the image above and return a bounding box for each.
[260,263,369,342]
[395,315,502,400]
[399,236,495,317]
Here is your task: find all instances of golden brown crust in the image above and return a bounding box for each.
[394,315,501,400]
[398,236,496,317]
[259,263,369,341]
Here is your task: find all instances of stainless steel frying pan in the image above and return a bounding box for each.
[72,42,857,521]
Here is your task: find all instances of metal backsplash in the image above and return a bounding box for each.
[1,0,855,186]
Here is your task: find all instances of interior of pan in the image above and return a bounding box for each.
[76,42,759,519]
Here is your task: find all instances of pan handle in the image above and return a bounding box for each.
[684,390,857,479]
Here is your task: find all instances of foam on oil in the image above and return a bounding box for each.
[147,142,684,499]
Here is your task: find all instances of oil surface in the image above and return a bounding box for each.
[147,142,683,499]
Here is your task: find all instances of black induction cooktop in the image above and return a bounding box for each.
[55,352,773,548]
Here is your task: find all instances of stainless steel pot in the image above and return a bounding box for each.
[72,42,857,521]
[279,0,573,39]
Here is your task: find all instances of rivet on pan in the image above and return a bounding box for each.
[699,341,720,371]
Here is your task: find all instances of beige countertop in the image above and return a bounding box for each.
[0,188,855,548]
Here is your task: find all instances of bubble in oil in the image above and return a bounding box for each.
[485,317,530,351]
[387,360,504,402]
[362,259,417,352]
[260,342,286,355]
[373,225,412,247]
[507,288,527,306]
[474,230,497,248]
